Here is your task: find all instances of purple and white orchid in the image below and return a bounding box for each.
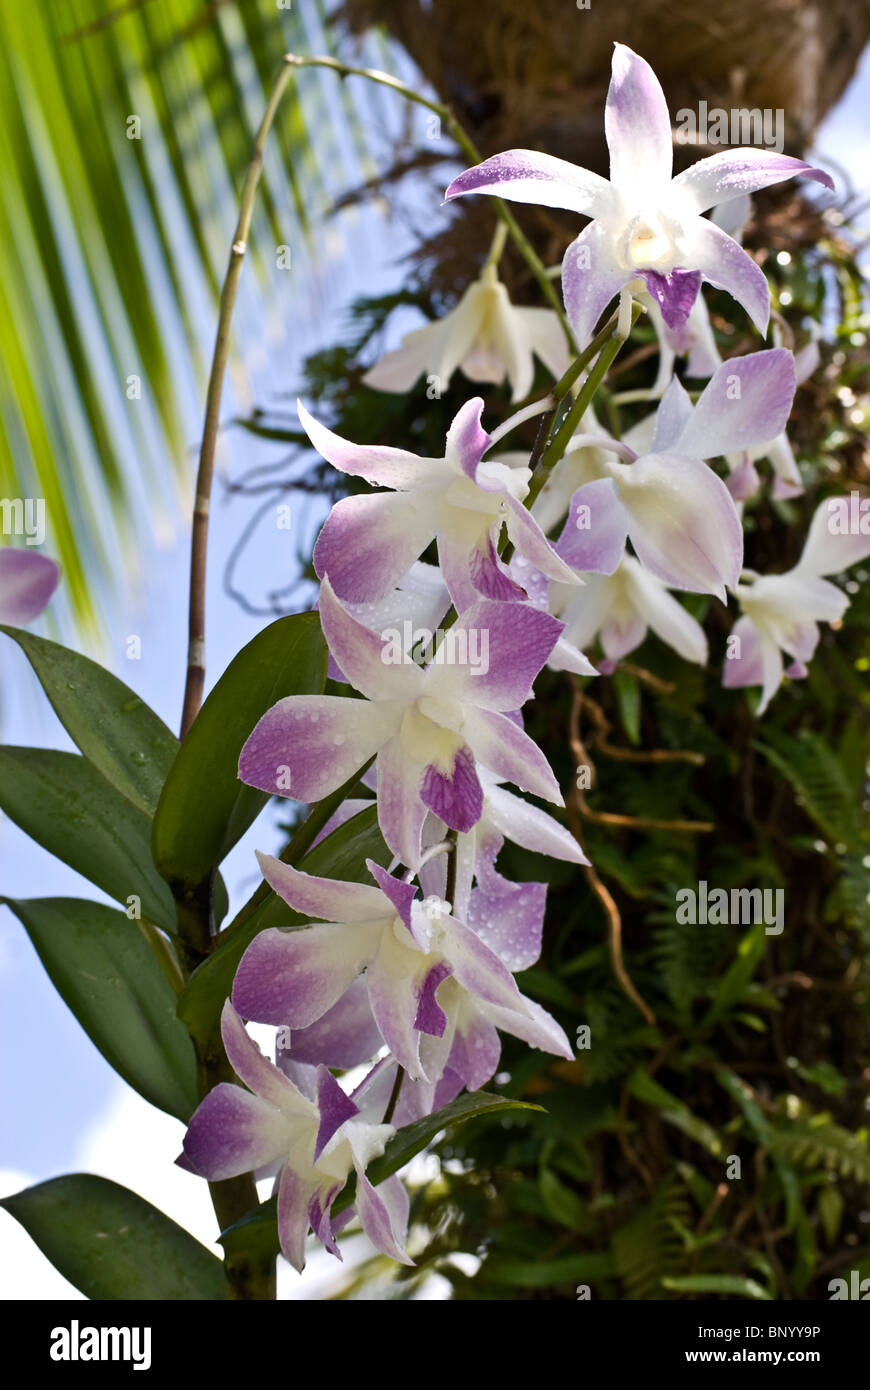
[300,396,578,612]
[181,1002,411,1271]
[445,45,833,345]
[239,576,565,868]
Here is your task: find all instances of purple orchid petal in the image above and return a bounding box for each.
[562,222,628,349]
[375,734,428,870]
[308,1187,343,1259]
[672,149,833,216]
[605,44,672,192]
[449,1007,502,1091]
[722,614,783,714]
[438,527,488,612]
[314,1066,359,1161]
[503,493,584,585]
[467,879,547,972]
[727,455,762,501]
[239,695,400,802]
[469,532,528,602]
[484,782,588,865]
[181,1084,290,1182]
[277,1165,316,1272]
[444,149,613,218]
[220,1001,313,1114]
[366,860,417,929]
[641,269,701,332]
[318,576,424,702]
[426,598,563,711]
[232,921,380,1029]
[483,994,574,1060]
[652,377,694,452]
[675,350,796,458]
[278,976,384,1070]
[414,961,452,1036]
[366,929,426,1078]
[445,398,491,481]
[683,216,771,335]
[314,492,438,603]
[420,742,484,833]
[461,706,563,804]
[600,610,648,662]
[556,478,629,574]
[394,1066,464,1125]
[0,550,60,626]
[440,911,525,1012]
[310,798,374,848]
[614,452,743,599]
[256,851,389,923]
[299,401,444,488]
[355,1171,414,1265]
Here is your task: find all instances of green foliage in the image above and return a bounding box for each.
[1,1175,224,1300]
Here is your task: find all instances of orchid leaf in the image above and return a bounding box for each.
[0,626,177,815]
[1,896,197,1120]
[1,1175,224,1301]
[152,612,327,891]
[0,747,176,934]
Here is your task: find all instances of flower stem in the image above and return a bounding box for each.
[179,57,296,741]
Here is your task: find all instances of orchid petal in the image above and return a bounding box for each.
[652,376,694,452]
[256,850,391,924]
[640,268,701,332]
[239,695,400,802]
[314,1067,359,1162]
[682,216,771,335]
[376,733,428,869]
[675,350,796,458]
[182,1085,290,1182]
[483,994,574,1060]
[484,782,588,865]
[672,148,833,216]
[232,920,381,1029]
[366,860,417,929]
[467,879,547,972]
[355,1172,414,1265]
[799,496,870,576]
[449,1006,502,1091]
[562,222,628,348]
[445,149,614,218]
[445,397,492,481]
[722,614,783,714]
[277,1165,316,1273]
[421,742,484,833]
[314,492,438,603]
[556,478,629,575]
[318,575,424,702]
[0,550,59,625]
[503,493,583,585]
[461,706,563,804]
[299,401,443,488]
[623,556,709,664]
[425,597,563,710]
[278,976,384,1070]
[606,44,672,193]
[220,1001,313,1116]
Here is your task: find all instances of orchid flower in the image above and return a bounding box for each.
[239,577,565,869]
[232,855,570,1084]
[0,549,59,626]
[725,342,820,501]
[547,552,708,673]
[444,45,833,346]
[363,264,570,402]
[537,350,796,598]
[299,396,578,611]
[724,495,870,713]
[180,1002,410,1271]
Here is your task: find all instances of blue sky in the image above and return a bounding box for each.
[1,41,868,1299]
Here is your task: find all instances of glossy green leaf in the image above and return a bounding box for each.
[0,627,177,815]
[177,803,388,1043]
[152,612,327,890]
[0,747,176,933]
[1,1175,224,1300]
[221,1090,543,1258]
[1,896,197,1120]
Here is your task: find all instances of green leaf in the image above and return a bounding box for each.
[818,1185,844,1246]
[703,922,767,1027]
[0,747,176,933]
[220,1090,543,1259]
[177,804,389,1044]
[661,1274,772,1299]
[612,669,641,745]
[627,1068,723,1157]
[152,612,327,890]
[1,1175,224,1300]
[0,627,177,815]
[1,897,197,1120]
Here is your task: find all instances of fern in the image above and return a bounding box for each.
[772,1120,870,1186]
[611,1176,691,1299]
[754,730,865,848]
